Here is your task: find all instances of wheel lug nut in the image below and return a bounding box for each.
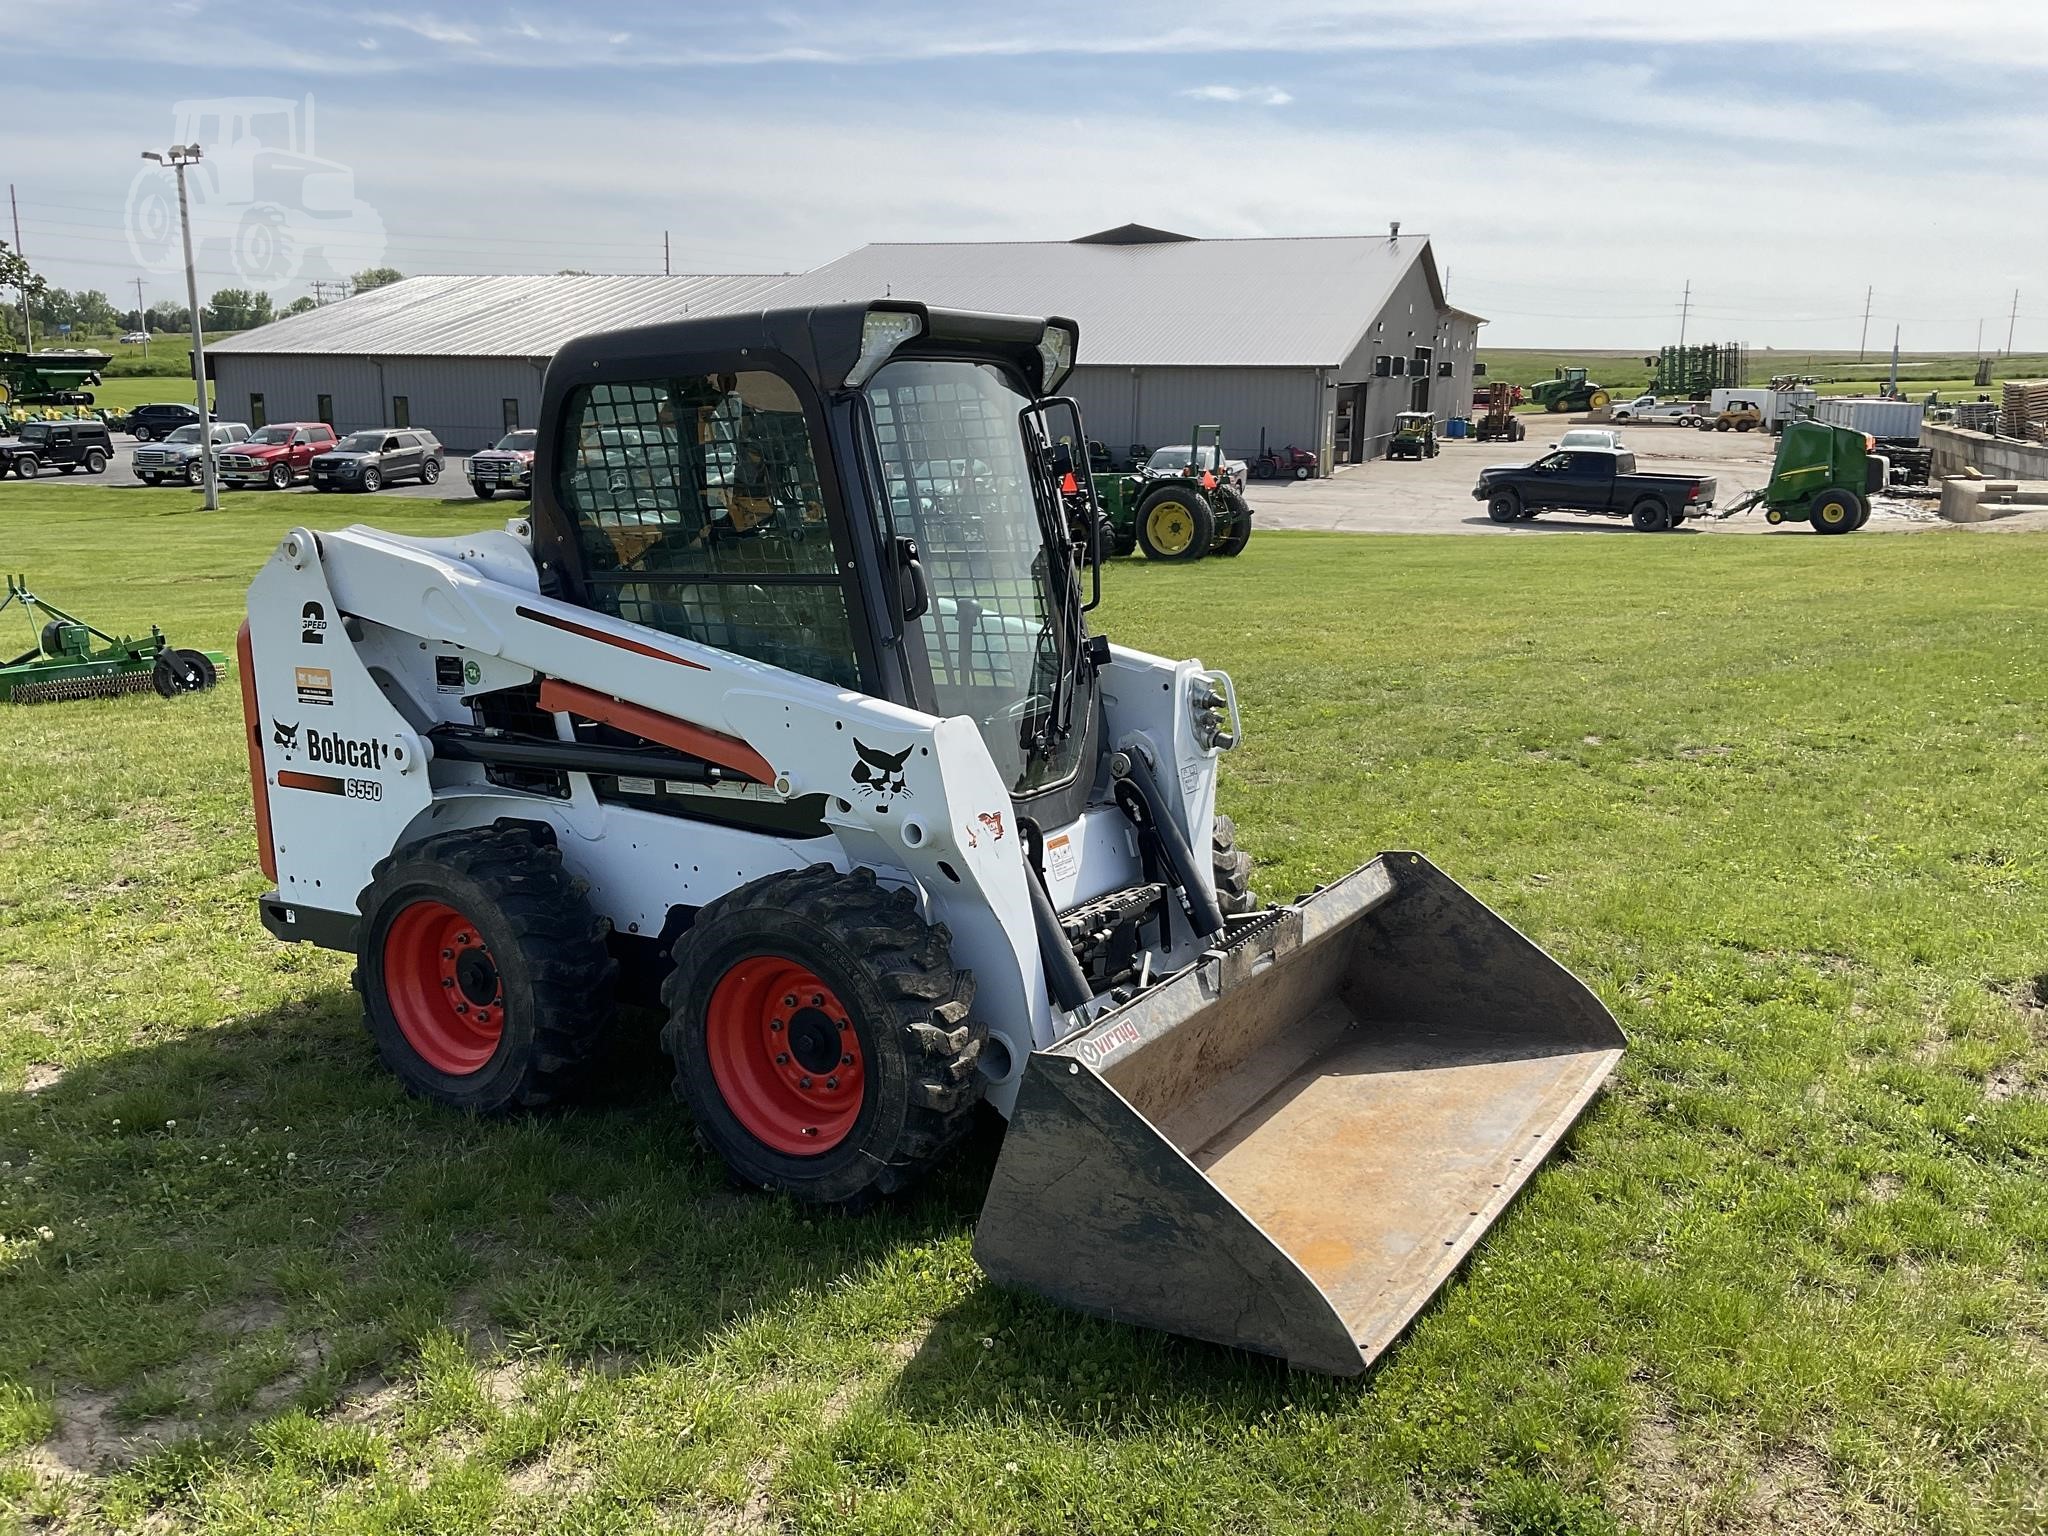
[810,994,824,1006]
[456,1003,469,1015]
[770,1019,783,1031]
[783,994,797,1008]
[799,1077,813,1090]
[841,1053,854,1065]
[826,1077,838,1090]
[776,1052,789,1065]
[442,977,455,988]
[441,948,453,959]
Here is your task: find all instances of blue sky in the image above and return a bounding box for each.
[8,0,2043,349]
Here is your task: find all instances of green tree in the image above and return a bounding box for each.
[205,289,273,331]
[1,239,47,328]
[145,301,191,334]
[282,295,318,317]
[350,266,405,293]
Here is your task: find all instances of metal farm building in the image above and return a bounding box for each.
[208,228,1481,469]
[206,273,790,453]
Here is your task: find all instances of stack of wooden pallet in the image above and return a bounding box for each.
[2001,381,2048,440]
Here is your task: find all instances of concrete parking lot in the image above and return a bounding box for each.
[7,435,476,503]
[1242,415,1946,535]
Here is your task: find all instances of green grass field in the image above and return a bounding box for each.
[1480,349,2048,409]
[1,487,2044,1533]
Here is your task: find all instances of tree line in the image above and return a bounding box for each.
[0,256,405,347]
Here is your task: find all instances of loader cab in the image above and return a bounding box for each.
[530,301,1101,819]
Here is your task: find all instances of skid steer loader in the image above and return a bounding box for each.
[240,302,1623,1375]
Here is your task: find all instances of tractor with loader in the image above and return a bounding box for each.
[1090,425,1255,561]
[238,302,1624,1376]
[1715,419,1886,534]
[1528,366,1610,415]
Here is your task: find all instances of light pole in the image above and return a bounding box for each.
[141,144,216,510]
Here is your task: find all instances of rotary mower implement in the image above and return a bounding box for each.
[0,575,225,704]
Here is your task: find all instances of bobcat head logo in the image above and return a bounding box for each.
[977,811,1005,842]
[850,738,912,800]
[271,718,300,751]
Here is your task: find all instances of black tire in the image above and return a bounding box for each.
[1216,516,1251,557]
[422,459,441,484]
[355,825,616,1113]
[1134,483,1214,562]
[1253,460,1276,480]
[185,460,204,486]
[150,647,216,697]
[1212,814,1257,917]
[14,455,38,480]
[1714,420,1730,432]
[132,426,153,443]
[1631,497,1673,532]
[268,462,293,490]
[1093,512,1116,564]
[1294,463,1312,479]
[1853,502,1872,530]
[1487,491,1521,523]
[85,450,107,474]
[1809,487,1862,534]
[361,466,383,493]
[474,483,497,500]
[663,864,984,1208]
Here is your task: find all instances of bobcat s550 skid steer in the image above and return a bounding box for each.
[240,302,1623,1376]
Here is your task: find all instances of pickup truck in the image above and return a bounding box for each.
[133,422,251,485]
[1611,395,1705,425]
[214,423,338,489]
[1473,447,1716,532]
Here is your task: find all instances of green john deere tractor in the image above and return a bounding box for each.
[1089,424,1253,562]
[1717,420,1886,535]
[0,576,227,704]
[1528,366,1610,415]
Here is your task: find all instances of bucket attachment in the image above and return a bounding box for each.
[975,853,1624,1376]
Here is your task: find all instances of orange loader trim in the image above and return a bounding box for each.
[236,622,278,882]
[537,678,775,785]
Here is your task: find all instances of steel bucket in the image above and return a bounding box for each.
[974,853,1625,1376]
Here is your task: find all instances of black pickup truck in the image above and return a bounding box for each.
[1473,447,1715,532]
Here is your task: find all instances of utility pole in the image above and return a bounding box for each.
[1677,279,1690,349]
[1858,286,1872,362]
[1976,318,1983,358]
[663,230,671,276]
[2008,289,2020,356]
[142,143,217,511]
[133,276,149,359]
[9,184,30,350]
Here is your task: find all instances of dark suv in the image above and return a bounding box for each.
[125,402,208,442]
[310,429,446,493]
[0,419,114,478]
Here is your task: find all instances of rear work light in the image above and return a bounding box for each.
[845,308,925,388]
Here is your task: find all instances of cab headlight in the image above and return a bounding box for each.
[1039,321,1076,393]
[845,307,925,388]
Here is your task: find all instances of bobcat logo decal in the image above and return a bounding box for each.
[271,718,300,751]
[850,739,912,801]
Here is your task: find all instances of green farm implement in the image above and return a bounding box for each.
[0,576,226,704]
[1089,424,1253,562]
[0,350,112,434]
[1716,420,1887,535]
[1528,366,1610,415]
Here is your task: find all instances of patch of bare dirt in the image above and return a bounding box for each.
[20,1062,65,1094]
[27,1387,184,1476]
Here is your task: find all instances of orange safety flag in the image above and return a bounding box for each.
[1061,471,1078,493]
[1201,471,1216,490]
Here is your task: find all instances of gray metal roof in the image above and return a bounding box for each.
[766,235,1461,368]
[208,273,792,359]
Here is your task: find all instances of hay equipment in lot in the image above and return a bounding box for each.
[1090,425,1255,561]
[1715,420,1888,534]
[239,302,1624,1376]
[0,575,225,704]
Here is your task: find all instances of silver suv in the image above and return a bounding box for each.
[134,422,251,486]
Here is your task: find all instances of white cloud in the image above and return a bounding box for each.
[1182,84,1292,106]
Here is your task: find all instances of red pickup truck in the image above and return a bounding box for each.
[215,423,338,490]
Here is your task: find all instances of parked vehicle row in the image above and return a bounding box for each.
[135,423,251,485]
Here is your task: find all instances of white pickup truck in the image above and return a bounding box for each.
[1611,395,1705,425]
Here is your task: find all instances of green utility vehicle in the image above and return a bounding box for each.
[1386,410,1439,460]
[0,576,226,704]
[1717,420,1886,534]
[1089,424,1253,562]
[1528,366,1610,415]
